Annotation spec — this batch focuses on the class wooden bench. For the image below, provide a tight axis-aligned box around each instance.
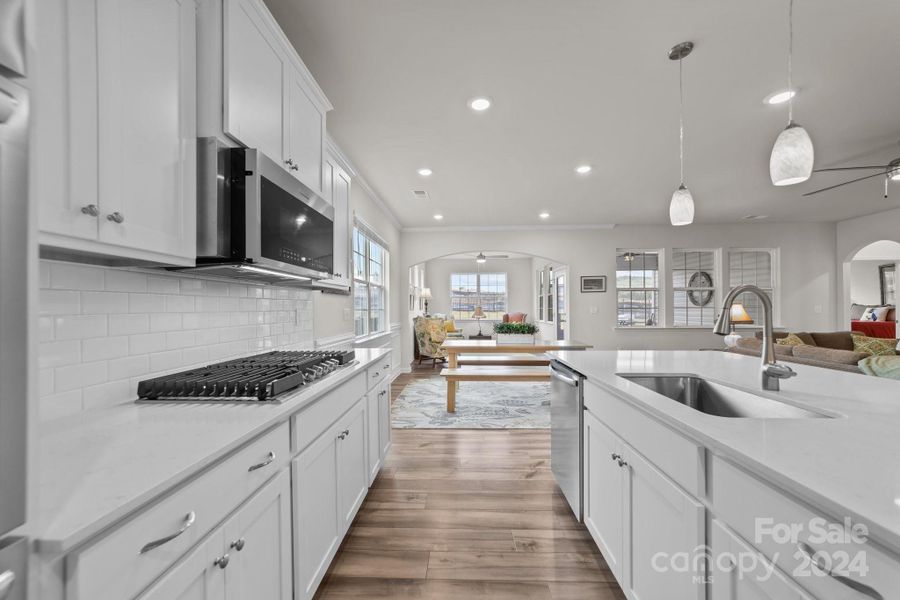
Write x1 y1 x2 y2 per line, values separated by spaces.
456 353 551 367
439 366 550 412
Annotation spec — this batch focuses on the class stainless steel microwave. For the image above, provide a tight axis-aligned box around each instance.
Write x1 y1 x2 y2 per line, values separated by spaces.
191 138 334 284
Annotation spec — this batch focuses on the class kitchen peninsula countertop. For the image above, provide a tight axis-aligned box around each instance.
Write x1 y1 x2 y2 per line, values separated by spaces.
550 350 900 555
33 347 391 554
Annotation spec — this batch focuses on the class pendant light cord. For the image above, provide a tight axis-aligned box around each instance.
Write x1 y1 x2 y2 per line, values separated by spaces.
787 0 794 124
679 55 684 185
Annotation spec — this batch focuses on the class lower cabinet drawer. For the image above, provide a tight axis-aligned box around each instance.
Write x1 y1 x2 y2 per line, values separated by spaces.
584 380 705 497
293 372 366 453
367 357 391 388
711 455 900 600
66 422 290 600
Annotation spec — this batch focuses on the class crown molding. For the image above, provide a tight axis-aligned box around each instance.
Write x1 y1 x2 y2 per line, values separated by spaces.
401 224 618 233
324 134 357 177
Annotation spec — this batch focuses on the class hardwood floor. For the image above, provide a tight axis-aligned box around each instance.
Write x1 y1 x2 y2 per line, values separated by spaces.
314 367 626 599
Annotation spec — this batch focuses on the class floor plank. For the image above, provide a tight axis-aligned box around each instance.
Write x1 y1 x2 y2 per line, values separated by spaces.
313 370 627 600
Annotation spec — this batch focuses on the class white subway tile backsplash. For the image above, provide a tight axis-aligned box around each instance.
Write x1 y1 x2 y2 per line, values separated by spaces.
109 314 150 336
55 360 108 392
38 259 316 420
81 291 130 314
54 315 108 340
83 336 130 362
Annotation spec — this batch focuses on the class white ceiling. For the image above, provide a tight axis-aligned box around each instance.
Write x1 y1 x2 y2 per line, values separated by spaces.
265 0 900 228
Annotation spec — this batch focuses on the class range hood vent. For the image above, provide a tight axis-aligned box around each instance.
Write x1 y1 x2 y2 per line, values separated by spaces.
170 262 351 294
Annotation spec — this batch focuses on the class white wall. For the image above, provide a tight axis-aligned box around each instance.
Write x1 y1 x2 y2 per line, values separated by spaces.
423 257 533 316
399 222 838 366
850 260 885 305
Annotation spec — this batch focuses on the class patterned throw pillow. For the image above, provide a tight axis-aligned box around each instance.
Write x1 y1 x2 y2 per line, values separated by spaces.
861 306 891 321
852 335 898 356
776 333 808 347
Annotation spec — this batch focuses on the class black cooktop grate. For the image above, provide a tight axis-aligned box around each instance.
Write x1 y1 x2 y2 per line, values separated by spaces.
137 350 355 402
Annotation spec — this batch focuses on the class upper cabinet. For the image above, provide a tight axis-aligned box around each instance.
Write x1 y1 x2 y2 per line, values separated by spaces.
35 0 198 266
222 0 329 195
315 144 351 291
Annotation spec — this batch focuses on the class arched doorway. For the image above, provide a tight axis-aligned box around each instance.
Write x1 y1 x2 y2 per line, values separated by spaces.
842 240 900 334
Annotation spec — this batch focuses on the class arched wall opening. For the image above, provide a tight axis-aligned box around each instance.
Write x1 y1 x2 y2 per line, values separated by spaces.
841 240 900 329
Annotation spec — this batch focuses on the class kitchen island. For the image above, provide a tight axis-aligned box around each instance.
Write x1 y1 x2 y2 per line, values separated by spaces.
550 349 900 600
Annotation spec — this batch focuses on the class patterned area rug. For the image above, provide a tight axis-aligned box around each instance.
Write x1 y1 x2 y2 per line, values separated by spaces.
392 378 550 429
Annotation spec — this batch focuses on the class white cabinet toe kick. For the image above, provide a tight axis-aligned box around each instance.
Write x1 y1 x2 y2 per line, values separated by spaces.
580 379 898 600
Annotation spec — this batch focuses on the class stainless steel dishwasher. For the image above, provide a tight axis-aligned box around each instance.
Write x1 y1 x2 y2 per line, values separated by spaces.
550 360 585 521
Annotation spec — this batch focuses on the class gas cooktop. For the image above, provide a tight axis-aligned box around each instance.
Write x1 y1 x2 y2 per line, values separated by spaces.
136 349 356 402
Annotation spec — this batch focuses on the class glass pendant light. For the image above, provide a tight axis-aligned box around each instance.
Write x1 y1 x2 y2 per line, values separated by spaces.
669 42 695 226
770 0 814 186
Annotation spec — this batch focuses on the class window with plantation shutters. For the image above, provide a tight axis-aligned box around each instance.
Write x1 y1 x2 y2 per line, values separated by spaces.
728 249 777 324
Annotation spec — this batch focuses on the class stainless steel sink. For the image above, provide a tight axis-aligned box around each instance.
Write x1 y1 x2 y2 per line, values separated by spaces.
618 374 830 419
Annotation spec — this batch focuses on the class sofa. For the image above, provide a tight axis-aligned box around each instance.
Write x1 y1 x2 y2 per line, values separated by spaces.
726 331 870 374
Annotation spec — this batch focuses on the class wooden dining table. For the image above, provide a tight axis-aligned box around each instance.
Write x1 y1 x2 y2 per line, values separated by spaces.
441 338 593 367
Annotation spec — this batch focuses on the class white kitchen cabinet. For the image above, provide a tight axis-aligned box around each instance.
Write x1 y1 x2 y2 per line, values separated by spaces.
222 0 330 193
583 410 625 583
37 0 198 266
137 529 226 600
222 469 292 600
623 443 705 600
292 422 340 600
378 381 392 463
224 0 286 164
139 470 291 600
315 147 351 290
337 401 368 530
366 387 384 485
710 519 814 600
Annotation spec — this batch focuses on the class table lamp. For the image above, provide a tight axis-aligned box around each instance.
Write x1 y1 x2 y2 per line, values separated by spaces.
472 305 486 336
421 288 432 315
723 303 753 348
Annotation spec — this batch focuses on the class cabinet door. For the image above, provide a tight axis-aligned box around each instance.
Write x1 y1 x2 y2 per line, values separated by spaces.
337 400 368 530
95 0 197 261
292 426 340 600
710 519 814 600
224 0 286 164
224 469 292 600
624 445 705 600
583 411 625 583
288 69 324 192
378 381 391 459
331 167 351 285
366 390 382 485
138 529 226 600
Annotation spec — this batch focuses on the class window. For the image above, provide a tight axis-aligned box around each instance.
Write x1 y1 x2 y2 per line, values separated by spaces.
672 250 717 327
353 226 388 336
728 249 776 324
536 269 544 321
616 251 659 327
450 272 507 320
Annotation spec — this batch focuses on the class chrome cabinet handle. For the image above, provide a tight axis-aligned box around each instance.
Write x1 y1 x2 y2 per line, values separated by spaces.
106 212 125 224
610 453 621 462
285 159 299 171
230 538 245 551
338 429 350 440
139 511 196 554
81 204 99 217
0 570 15 600
617 458 627 467
797 542 883 599
383 363 390 369
378 390 387 397
248 451 275 472
213 554 230 569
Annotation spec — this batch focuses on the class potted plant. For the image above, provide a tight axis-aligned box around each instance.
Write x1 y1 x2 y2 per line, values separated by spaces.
494 321 538 344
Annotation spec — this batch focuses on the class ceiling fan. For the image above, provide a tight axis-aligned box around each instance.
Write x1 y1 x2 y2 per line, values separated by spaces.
803 158 900 198
473 252 510 262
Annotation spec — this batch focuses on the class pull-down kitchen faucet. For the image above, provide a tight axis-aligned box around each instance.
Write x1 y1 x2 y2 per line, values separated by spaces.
714 284 796 391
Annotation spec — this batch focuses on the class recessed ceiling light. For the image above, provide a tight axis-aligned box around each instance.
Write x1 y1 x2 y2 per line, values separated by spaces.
469 97 491 111
539 212 550 219
575 165 592 174
417 168 433 177
433 214 444 220
741 214 769 221
764 90 796 105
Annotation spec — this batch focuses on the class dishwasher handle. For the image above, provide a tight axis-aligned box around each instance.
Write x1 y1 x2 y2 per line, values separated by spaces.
550 366 579 387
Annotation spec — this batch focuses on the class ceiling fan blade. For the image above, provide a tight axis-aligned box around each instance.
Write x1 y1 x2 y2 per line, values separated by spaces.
802 172 888 197
813 165 888 172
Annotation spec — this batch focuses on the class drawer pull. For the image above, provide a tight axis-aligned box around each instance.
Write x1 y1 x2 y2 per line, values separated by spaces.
230 538 245 551
248 451 275 472
106 211 125 224
378 390 387 397
0 570 15 600
610 453 621 462
373 371 380 377
797 542 884 600
80 204 99 217
617 458 628 468
139 511 196 554
338 429 350 440
213 554 230 569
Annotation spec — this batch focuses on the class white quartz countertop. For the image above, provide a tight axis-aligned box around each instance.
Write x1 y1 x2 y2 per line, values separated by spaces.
550 350 900 555
33 347 391 554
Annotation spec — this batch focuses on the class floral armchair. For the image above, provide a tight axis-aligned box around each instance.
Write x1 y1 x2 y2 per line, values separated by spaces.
414 316 448 367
